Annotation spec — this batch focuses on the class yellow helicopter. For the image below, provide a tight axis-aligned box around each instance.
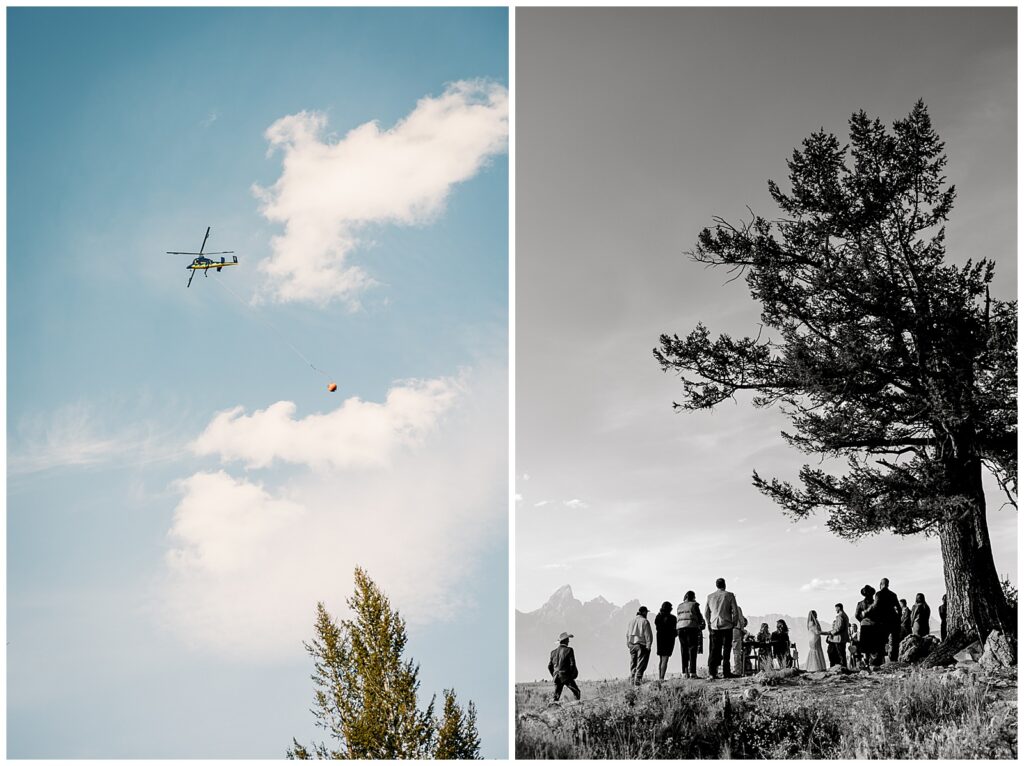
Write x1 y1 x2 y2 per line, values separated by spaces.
167 226 238 287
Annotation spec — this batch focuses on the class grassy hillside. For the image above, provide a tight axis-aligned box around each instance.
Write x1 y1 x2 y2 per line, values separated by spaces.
516 665 1017 759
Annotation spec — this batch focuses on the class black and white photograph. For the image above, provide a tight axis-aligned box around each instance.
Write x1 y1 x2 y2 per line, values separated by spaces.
515 7 1017 759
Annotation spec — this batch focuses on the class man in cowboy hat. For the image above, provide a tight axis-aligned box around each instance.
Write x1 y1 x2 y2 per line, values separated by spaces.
548 631 581 701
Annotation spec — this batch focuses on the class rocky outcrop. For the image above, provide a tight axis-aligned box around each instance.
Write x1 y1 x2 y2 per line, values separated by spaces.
898 634 940 663
979 631 1017 670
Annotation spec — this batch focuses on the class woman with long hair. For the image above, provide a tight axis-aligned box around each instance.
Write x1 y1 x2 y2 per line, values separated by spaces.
675 590 704 679
770 619 791 668
756 622 772 671
805 610 827 671
911 593 931 637
654 601 677 680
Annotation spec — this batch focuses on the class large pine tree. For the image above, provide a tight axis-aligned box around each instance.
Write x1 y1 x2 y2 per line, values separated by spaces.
655 102 1016 647
288 568 481 759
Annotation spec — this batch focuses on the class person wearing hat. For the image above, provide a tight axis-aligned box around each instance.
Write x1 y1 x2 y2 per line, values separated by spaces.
548 631 581 701
626 606 654 685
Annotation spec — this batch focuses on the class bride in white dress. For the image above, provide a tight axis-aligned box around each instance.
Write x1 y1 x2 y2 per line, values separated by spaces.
806 610 828 672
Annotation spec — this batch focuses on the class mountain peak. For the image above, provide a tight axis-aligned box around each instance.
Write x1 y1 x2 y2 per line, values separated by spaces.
546 584 575 604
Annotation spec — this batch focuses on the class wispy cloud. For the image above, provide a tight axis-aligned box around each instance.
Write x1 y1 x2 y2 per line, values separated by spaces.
253 80 508 306
200 111 218 128
10 404 185 475
800 578 844 593
563 498 589 509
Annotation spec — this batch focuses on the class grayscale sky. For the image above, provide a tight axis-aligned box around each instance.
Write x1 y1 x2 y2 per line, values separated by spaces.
516 7 1017 618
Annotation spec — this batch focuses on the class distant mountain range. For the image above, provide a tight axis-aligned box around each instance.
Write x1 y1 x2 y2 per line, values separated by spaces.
516 585 810 682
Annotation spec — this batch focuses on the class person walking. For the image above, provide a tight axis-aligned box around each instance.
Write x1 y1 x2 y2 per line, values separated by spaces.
548 632 581 701
911 593 931 637
675 591 704 679
875 578 901 662
626 606 653 685
704 578 740 679
827 603 850 668
805 610 827 671
654 601 677 680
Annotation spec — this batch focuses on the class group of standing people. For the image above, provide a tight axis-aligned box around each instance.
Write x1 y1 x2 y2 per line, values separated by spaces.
851 579 942 667
547 576 949 699
627 578 748 684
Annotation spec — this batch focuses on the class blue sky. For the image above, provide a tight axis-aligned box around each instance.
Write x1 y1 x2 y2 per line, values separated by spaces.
8 7 508 757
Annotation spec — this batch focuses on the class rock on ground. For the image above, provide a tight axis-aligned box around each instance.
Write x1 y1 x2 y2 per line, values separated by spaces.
980 631 1017 670
898 634 939 663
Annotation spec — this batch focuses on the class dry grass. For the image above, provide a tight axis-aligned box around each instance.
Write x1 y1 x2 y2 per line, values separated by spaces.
516 669 1017 759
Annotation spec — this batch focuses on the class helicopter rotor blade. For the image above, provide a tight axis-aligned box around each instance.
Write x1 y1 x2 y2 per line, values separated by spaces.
203 251 234 255
199 226 211 255
187 269 195 288
167 251 203 255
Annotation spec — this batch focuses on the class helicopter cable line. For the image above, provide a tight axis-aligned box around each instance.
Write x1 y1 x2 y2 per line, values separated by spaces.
211 276 338 388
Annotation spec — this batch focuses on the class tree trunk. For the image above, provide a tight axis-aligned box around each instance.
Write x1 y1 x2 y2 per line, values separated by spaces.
936 454 1011 642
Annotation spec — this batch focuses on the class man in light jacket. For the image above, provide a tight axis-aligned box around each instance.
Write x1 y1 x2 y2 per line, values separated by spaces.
704 578 740 679
828 603 850 668
626 606 654 685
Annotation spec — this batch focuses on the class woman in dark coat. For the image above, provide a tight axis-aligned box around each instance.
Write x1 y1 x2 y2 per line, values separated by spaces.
770 619 792 668
654 601 677 680
911 593 931 637
675 591 704 679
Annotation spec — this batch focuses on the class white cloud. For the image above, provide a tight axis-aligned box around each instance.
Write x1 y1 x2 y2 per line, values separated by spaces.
515 493 523 503
158 361 506 660
253 80 509 305
800 578 844 593
563 498 589 509
534 500 551 507
192 376 461 471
